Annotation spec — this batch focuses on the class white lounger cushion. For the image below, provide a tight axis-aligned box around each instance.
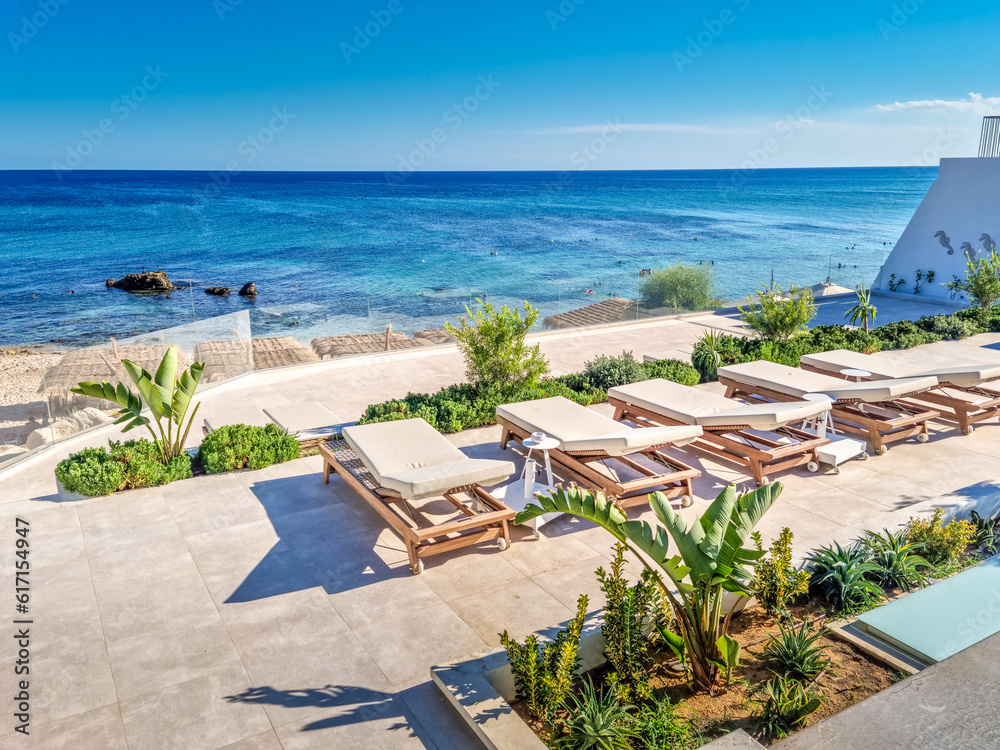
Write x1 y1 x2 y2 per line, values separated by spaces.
609 379 830 431
497 396 701 457
801 349 1000 389
342 418 513 501
719 361 938 403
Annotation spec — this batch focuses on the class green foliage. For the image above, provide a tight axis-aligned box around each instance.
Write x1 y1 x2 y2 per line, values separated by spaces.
750 528 810 619
444 299 549 398
597 543 655 703
858 529 929 592
738 283 817 342
516 482 781 693
197 423 300 475
943 248 1000 314
642 358 701 386
916 313 978 340
969 510 999 556
585 351 648 391
763 621 831 681
500 594 589 721
556 678 637 750
629 694 692 750
55 439 192 497
886 274 905 293
638 263 722 312
691 329 742 382
845 283 877 332
808 542 885 613
903 508 975 568
751 674 822 742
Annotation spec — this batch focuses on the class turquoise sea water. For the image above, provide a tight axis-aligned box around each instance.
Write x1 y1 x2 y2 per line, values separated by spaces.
0 168 937 347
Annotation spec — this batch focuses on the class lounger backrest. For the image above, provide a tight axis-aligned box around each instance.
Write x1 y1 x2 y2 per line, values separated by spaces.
799 349 916 380
343 418 468 479
719 361 937 402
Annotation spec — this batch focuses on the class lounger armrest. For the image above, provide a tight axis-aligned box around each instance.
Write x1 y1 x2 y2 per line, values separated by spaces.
380 459 514 501
820 375 939 402
562 425 702 457
696 400 831 430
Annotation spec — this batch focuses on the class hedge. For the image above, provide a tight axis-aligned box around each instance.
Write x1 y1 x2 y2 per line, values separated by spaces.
55 439 192 497
197 423 300 474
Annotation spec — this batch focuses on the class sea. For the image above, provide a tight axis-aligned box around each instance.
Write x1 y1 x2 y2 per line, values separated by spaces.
0 168 937 348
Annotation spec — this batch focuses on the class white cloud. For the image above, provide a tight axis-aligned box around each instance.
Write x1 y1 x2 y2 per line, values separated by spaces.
523 122 751 135
875 92 1000 114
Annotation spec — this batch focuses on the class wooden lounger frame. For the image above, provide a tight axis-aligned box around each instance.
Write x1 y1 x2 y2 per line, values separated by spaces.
798 362 1000 435
497 416 700 508
319 441 513 575
609 397 829 486
717 376 939 455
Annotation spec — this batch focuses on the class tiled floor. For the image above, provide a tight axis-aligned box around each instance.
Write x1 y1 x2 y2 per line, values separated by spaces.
1 312 999 748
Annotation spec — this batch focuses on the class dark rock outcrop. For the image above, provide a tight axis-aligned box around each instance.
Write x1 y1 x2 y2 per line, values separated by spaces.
105 279 115 288
111 272 174 292
238 282 258 297
205 287 231 296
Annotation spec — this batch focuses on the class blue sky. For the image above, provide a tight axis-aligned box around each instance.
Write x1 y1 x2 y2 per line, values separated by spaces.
2 0 999 171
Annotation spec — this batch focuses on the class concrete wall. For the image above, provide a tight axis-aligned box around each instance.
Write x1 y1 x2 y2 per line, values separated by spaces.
874 157 1000 301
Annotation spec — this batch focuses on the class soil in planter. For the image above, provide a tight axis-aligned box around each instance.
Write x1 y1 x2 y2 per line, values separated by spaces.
513 599 899 748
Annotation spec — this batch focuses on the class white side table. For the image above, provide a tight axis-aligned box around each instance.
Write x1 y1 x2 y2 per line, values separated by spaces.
522 433 560 487
840 368 872 383
801 392 868 473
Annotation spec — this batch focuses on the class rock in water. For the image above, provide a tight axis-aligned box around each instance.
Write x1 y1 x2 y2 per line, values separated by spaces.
239 282 258 297
105 279 115 288
111 271 174 292
205 287 231 296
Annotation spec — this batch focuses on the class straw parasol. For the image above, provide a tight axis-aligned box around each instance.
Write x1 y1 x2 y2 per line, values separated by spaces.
311 325 428 360
193 339 253 383
412 328 457 345
542 298 636 330
251 337 320 370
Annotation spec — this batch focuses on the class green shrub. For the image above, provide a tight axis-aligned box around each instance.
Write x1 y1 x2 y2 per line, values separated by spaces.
750 528 810 619
643 358 701 386
942 248 1000 314
807 542 884 613
843 329 881 354
738 283 817 342
763 621 832 681
858 529 929 592
556 677 636 750
629 695 692 749
639 263 722 312
445 299 548 398
584 351 648 391
597 543 655 703
56 439 192 497
751 674 822 742
500 594 589 722
805 324 850 351
916 313 978 340
197 423 300 475
969 510 1000 556
903 508 975 568
691 330 743 381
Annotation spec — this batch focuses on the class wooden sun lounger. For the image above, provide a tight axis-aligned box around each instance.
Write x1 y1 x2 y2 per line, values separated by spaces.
319 419 514 574
496 396 702 508
800 349 1000 435
608 379 832 486
718 361 940 455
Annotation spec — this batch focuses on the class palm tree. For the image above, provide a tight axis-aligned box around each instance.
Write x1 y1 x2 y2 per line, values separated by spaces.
845 283 877 332
516 483 780 693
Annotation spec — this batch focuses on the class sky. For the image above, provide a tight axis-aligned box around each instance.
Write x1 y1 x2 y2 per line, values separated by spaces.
2 0 999 172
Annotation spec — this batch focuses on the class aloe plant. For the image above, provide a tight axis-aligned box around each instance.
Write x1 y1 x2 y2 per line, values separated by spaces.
517 482 780 693
71 345 205 463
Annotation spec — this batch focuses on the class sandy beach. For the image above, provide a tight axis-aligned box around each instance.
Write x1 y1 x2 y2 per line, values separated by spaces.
0 348 63 447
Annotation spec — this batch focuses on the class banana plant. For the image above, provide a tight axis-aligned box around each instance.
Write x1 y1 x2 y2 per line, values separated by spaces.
71 345 205 463
516 482 780 693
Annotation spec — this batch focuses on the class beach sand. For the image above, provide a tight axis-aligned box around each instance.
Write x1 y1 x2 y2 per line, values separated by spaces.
0 348 63 444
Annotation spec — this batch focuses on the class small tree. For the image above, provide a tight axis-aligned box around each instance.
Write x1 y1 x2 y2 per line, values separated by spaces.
844 283 877 332
943 249 1000 315
738 283 816 342
444 299 549 397
639 264 722 312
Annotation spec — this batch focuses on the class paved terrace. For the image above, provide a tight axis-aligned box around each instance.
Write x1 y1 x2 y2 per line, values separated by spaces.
1 295 998 749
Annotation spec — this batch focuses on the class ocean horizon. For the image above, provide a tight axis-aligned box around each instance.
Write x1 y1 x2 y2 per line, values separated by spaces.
0 166 938 348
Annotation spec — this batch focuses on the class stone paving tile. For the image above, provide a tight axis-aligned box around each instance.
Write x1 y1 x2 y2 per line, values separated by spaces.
326 569 444 630
0 703 127 750
449 577 575 647
119 666 271 750
782 486 898 528
217 731 284 750
418 546 526 602
161 471 269 537
397 680 483 750
272 697 430 750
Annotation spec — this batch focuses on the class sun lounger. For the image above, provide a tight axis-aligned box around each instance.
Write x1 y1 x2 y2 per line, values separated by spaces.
319 418 515 574
717 361 940 455
800 349 1000 434
608 379 832 486
495 396 702 508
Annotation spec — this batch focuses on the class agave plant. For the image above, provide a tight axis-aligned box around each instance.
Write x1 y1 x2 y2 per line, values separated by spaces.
556 677 637 750
845 283 877 332
751 674 822 742
859 529 929 592
969 510 999 556
71 345 205 463
517 482 781 693
808 542 885 612
763 621 832 681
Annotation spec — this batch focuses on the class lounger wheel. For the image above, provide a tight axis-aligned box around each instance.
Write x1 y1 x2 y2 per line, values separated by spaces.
916 432 929 443
679 494 693 507
497 537 508 551
860 452 870 461
411 560 424 575
877 445 888 455
831 466 841 475
806 461 820 473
